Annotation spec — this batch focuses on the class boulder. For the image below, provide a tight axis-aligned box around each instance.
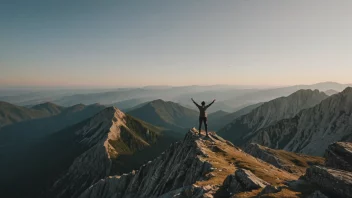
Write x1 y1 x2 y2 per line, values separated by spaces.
223 168 269 195
325 142 352 172
306 190 328 198
304 166 352 198
258 185 282 196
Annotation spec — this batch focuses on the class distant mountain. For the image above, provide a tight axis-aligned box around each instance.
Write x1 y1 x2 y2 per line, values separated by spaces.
109 97 155 111
127 99 199 132
210 102 264 131
218 89 329 146
324 89 339 96
0 103 105 144
0 101 53 127
30 102 65 114
246 87 352 156
208 110 229 118
1 107 179 198
223 82 351 109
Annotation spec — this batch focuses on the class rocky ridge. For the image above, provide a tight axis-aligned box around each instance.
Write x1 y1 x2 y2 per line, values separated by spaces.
45 107 173 198
218 89 328 146
245 87 352 156
79 129 304 198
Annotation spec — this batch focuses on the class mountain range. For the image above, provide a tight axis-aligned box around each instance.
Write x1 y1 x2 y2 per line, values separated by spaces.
0 102 106 144
1 107 180 198
1 83 352 198
218 89 329 147
247 87 352 156
2 82 351 113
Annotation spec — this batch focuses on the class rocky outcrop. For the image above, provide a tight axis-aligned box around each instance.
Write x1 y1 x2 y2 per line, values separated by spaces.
325 142 352 172
244 143 324 175
79 131 213 198
79 129 300 198
259 185 282 196
304 166 352 198
246 87 352 156
218 89 328 146
307 191 328 198
244 144 285 170
222 169 269 196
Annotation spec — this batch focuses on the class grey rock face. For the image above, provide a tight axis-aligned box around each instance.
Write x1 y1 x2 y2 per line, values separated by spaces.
244 143 285 170
259 185 282 196
304 166 352 198
307 191 328 198
219 89 327 146
222 169 268 195
160 185 216 198
79 131 213 198
325 142 352 172
248 87 352 156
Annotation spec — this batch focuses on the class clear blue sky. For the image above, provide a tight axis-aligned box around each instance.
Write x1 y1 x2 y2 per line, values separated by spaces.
1 0 352 88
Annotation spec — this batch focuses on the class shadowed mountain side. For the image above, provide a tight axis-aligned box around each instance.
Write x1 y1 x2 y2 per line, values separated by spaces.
127 99 199 132
0 103 106 144
0 101 55 127
0 107 180 198
218 89 328 146
245 87 352 156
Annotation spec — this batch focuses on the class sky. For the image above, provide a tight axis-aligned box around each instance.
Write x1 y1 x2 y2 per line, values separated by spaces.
1 0 352 88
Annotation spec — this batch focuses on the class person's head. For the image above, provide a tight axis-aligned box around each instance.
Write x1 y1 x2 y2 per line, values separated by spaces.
201 101 206 106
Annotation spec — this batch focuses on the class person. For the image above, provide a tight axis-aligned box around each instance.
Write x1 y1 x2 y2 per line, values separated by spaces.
191 98 216 137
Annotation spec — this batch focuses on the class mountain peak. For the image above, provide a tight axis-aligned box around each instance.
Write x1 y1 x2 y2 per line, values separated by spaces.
341 86 352 94
79 129 300 198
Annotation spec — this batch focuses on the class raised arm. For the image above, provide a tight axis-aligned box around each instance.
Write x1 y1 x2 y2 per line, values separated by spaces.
206 99 216 108
191 98 201 108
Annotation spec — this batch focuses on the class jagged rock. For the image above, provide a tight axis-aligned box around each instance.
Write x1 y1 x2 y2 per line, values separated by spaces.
244 143 324 175
245 143 284 170
307 190 328 198
222 169 269 195
218 89 328 146
79 131 213 198
304 166 352 198
325 142 352 172
258 185 282 195
243 87 352 156
159 184 216 198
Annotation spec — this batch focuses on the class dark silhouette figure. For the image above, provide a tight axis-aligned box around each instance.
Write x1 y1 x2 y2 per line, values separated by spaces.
191 98 216 137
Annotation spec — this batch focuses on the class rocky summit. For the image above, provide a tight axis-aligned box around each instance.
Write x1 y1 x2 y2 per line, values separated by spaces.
79 129 323 198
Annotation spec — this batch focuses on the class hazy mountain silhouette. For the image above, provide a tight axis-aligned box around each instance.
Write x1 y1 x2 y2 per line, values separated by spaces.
0 101 57 127
210 102 264 131
0 102 106 144
127 99 199 132
324 89 339 96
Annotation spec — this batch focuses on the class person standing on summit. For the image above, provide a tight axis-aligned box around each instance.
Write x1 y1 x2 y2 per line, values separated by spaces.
191 98 216 137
